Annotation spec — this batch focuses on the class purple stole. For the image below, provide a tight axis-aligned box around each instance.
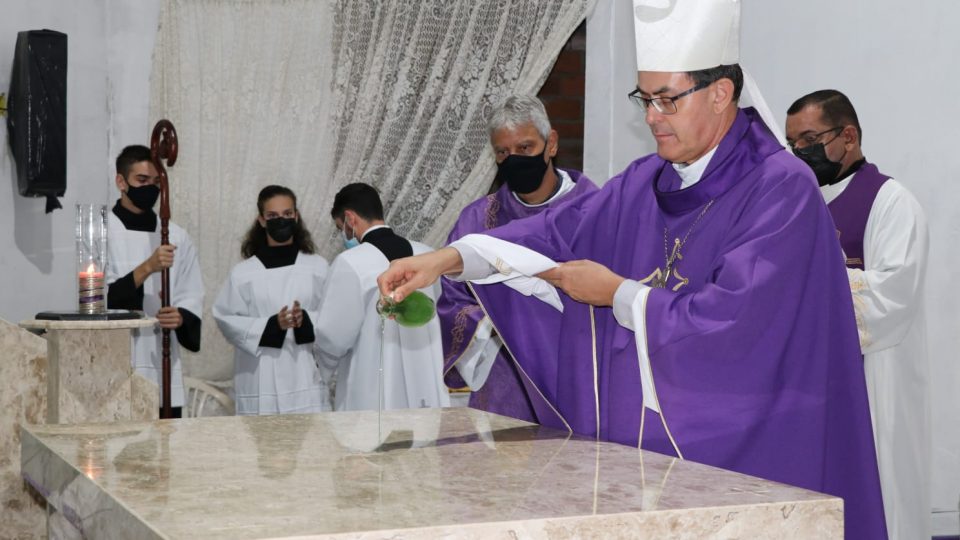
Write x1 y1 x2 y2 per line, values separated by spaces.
827 162 890 270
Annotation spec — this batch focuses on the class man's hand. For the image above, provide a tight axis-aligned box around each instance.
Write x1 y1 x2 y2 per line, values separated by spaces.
377 247 463 303
147 244 176 273
134 244 176 287
537 260 625 307
156 305 183 329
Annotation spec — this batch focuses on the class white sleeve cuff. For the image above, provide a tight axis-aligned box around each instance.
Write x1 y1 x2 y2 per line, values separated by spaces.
614 279 659 413
613 279 645 331
449 243 495 281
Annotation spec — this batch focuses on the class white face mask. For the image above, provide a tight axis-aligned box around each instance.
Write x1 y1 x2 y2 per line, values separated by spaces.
341 220 360 249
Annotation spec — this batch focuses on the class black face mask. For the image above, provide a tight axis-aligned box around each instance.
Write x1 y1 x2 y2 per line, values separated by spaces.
794 143 844 187
496 150 550 194
265 217 297 243
125 183 160 211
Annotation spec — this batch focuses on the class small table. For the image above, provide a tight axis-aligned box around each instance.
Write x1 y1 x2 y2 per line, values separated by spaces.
19 318 159 424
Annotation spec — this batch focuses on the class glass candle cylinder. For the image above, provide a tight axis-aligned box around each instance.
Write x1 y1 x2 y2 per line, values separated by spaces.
76 204 108 314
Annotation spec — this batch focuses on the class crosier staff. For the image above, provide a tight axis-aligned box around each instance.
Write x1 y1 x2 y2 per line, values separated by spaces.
150 120 178 419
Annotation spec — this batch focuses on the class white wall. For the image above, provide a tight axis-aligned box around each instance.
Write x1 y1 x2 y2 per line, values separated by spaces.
584 0 655 182
585 0 960 534
741 4 960 532
0 0 159 325
104 0 162 165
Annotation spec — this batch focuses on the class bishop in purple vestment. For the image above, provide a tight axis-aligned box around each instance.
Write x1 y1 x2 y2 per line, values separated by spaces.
439 95 597 424
379 73 887 538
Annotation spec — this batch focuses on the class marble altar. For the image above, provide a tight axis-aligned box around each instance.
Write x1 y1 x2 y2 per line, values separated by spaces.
0 318 48 537
21 407 842 539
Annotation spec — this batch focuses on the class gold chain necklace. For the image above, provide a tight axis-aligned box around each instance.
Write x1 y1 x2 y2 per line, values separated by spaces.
651 199 715 289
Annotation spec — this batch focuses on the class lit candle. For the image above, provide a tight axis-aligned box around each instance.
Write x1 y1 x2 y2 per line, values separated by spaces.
78 262 104 279
78 262 106 314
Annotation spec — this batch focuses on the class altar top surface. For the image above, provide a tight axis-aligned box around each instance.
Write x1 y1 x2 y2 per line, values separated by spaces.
20 317 156 331
21 407 840 539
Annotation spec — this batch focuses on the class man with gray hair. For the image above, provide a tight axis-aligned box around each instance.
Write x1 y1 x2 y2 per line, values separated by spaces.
437 94 596 423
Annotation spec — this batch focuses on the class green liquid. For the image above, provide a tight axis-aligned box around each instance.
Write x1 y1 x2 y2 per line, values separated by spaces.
378 291 435 327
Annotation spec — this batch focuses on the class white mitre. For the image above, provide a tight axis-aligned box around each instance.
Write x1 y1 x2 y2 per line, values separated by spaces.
633 0 740 72
631 0 787 146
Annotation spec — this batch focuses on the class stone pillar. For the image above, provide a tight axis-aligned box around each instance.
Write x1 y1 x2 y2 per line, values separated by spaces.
19 319 159 424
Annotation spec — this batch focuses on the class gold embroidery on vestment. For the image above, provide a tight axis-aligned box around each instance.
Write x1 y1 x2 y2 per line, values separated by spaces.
484 194 500 230
444 304 483 367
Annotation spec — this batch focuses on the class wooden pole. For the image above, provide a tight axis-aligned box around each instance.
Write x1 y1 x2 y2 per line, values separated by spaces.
150 120 178 419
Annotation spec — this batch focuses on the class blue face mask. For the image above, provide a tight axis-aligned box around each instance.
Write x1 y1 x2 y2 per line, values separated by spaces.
341 221 360 249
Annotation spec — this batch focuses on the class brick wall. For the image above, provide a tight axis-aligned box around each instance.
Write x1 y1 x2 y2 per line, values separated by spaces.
538 22 586 172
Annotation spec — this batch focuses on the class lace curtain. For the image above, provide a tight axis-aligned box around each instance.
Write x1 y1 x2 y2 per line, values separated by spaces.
326 0 595 248
151 0 594 382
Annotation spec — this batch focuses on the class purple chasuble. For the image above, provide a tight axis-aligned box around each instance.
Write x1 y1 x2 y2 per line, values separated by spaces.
438 170 597 423
467 109 886 540
827 162 890 270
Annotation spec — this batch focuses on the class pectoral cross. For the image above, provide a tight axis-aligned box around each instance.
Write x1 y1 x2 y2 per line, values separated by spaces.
651 238 683 289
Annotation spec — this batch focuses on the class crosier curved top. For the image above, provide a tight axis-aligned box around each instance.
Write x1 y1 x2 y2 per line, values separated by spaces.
150 119 178 222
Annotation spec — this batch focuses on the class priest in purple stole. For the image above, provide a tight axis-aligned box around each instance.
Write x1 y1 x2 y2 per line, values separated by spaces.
379 2 886 538
787 90 930 540
439 95 596 424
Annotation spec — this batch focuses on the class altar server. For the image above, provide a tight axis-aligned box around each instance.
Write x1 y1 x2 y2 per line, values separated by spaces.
314 183 449 411
214 185 330 415
107 145 204 418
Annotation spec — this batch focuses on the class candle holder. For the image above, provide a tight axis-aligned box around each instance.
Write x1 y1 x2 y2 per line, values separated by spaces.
76 204 107 314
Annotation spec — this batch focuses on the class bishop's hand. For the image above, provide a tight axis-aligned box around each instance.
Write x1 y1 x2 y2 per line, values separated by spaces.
537 260 625 307
377 247 463 303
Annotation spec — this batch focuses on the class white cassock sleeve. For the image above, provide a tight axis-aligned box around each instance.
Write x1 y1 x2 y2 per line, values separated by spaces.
171 232 205 317
302 261 328 327
849 181 929 354
212 270 269 357
313 257 366 365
